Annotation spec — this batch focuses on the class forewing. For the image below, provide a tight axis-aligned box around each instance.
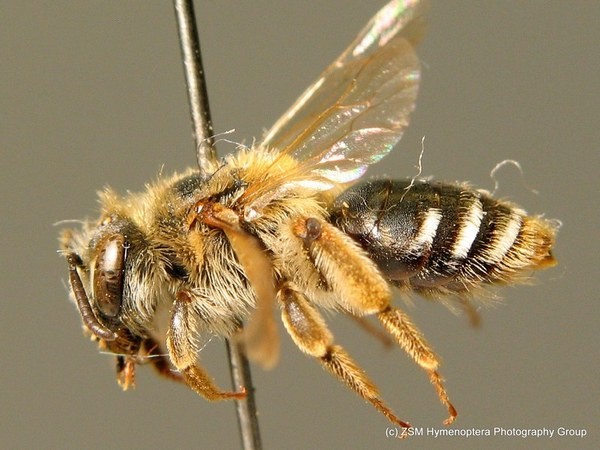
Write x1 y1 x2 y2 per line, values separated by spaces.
243 0 426 207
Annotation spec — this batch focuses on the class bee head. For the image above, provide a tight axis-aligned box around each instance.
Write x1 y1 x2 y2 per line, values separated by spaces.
62 217 141 347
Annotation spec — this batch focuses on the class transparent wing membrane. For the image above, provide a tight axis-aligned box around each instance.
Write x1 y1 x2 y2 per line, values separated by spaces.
242 0 426 208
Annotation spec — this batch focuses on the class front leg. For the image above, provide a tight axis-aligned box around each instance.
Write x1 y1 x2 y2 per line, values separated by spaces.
166 290 246 400
141 337 185 384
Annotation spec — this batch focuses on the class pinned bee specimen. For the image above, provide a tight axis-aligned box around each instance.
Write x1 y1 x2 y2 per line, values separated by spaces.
60 0 557 430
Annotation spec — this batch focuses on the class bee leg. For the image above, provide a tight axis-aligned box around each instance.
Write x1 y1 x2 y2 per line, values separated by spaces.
294 217 456 424
167 290 246 400
293 217 391 315
141 338 185 384
116 355 137 390
97 332 142 390
192 201 279 369
377 306 457 424
278 281 411 429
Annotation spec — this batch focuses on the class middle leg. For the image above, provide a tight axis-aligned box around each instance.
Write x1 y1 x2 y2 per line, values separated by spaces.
278 281 411 429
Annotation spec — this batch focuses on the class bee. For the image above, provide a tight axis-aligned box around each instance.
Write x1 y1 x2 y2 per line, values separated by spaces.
59 0 557 430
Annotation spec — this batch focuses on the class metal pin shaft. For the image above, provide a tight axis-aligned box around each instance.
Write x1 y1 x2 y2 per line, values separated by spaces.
173 1 262 448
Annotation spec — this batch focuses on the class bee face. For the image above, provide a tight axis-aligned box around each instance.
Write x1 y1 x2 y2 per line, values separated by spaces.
60 0 556 430
92 234 126 319
63 216 148 353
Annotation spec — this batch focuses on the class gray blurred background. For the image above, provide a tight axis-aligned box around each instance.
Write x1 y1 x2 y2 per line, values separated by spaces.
2 1 598 449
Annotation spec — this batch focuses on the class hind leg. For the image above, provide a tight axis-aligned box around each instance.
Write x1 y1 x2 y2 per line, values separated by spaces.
294 217 456 424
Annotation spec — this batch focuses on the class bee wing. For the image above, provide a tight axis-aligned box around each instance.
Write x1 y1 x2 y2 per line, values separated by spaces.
242 0 426 209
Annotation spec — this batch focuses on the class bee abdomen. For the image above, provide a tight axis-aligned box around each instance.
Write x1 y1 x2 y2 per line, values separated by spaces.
330 179 557 296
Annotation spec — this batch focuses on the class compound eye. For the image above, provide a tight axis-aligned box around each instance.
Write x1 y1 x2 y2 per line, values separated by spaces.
93 235 126 317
